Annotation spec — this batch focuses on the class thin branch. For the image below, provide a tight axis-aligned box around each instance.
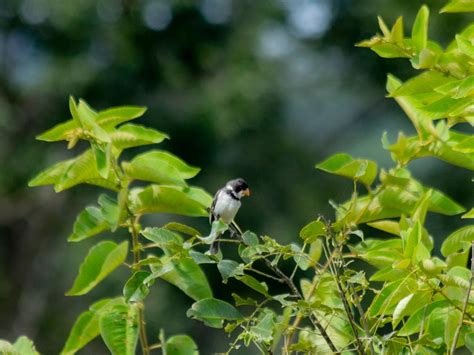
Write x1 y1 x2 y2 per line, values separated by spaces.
346 279 374 355
148 343 162 350
247 267 286 283
127 210 150 355
324 218 373 355
328 245 364 355
286 240 339 349
450 241 474 355
231 221 339 353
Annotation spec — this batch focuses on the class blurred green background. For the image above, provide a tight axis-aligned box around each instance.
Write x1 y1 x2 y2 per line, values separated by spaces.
0 0 472 353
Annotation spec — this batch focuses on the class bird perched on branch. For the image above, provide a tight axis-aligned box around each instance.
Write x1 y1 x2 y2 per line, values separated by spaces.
209 178 250 254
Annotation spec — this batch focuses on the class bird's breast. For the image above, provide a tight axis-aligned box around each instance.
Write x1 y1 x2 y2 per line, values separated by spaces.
213 192 241 224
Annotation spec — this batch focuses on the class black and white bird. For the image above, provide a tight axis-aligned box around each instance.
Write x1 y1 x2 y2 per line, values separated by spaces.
209 178 250 254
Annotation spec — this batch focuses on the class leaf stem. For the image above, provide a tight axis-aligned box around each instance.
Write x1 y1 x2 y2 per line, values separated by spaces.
449 241 474 355
128 212 150 355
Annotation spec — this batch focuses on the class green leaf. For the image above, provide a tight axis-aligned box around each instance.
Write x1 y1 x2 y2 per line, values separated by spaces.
242 231 259 246
398 300 449 336
392 291 431 328
421 96 472 119
56 149 120 192
169 185 213 208
71 98 110 143
412 5 429 52
66 241 128 296
124 271 151 303
445 308 462 350
343 183 464 225
129 185 208 217
352 239 403 269
370 267 409 282
141 227 183 255
100 303 139 355
424 306 450 341
91 142 110 179
391 70 455 97
111 124 168 150
392 294 414 328
123 150 199 186
377 16 391 37
371 43 410 58
217 260 244 282
12 336 38 355
0 340 16 354
441 225 474 256
316 153 377 187
453 75 474 98
28 159 74 187
186 298 243 328
189 250 216 265
36 119 79 142
232 293 258 306
308 239 323 266
143 151 200 179
98 194 121 231
164 222 201 237
367 220 400 236
390 16 404 44
198 219 228 245
250 312 275 343
412 189 432 226
466 332 474 353
410 47 439 69
441 0 474 13
68 206 107 242
402 221 421 259
446 249 469 270
456 34 474 57
369 277 417 317
462 208 474 219
150 256 213 301
235 275 270 297
165 335 199 355
454 136 474 153
272 308 292 352
61 299 112 355
300 220 325 243
97 106 147 130
291 243 312 271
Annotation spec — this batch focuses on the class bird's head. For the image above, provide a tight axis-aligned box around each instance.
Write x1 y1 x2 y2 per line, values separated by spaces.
226 178 250 199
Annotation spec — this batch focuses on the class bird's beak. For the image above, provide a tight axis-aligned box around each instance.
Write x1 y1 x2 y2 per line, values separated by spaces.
243 188 251 196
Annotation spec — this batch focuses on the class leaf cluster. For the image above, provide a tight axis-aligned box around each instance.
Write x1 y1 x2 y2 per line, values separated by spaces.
2 2 473 354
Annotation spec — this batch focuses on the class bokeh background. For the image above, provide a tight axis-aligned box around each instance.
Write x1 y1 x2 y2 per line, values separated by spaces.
0 0 472 353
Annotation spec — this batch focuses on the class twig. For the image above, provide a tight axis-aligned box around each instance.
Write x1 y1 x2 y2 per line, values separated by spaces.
286 240 339 349
326 243 364 355
262 252 338 353
324 218 373 355
231 221 339 353
148 343 162 350
450 241 474 355
247 267 286 283
347 279 374 355
128 211 150 355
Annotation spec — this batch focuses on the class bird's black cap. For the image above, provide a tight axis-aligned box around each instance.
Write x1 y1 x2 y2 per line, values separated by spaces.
227 178 250 194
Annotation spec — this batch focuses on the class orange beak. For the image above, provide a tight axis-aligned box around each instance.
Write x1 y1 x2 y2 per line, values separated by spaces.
243 188 251 196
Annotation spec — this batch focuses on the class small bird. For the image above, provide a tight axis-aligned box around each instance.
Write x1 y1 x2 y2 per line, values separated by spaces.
209 178 251 254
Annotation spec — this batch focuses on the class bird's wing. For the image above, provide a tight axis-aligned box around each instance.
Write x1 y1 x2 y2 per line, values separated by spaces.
209 188 222 224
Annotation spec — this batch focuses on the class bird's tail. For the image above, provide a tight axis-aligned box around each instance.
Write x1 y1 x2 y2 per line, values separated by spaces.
209 240 219 255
